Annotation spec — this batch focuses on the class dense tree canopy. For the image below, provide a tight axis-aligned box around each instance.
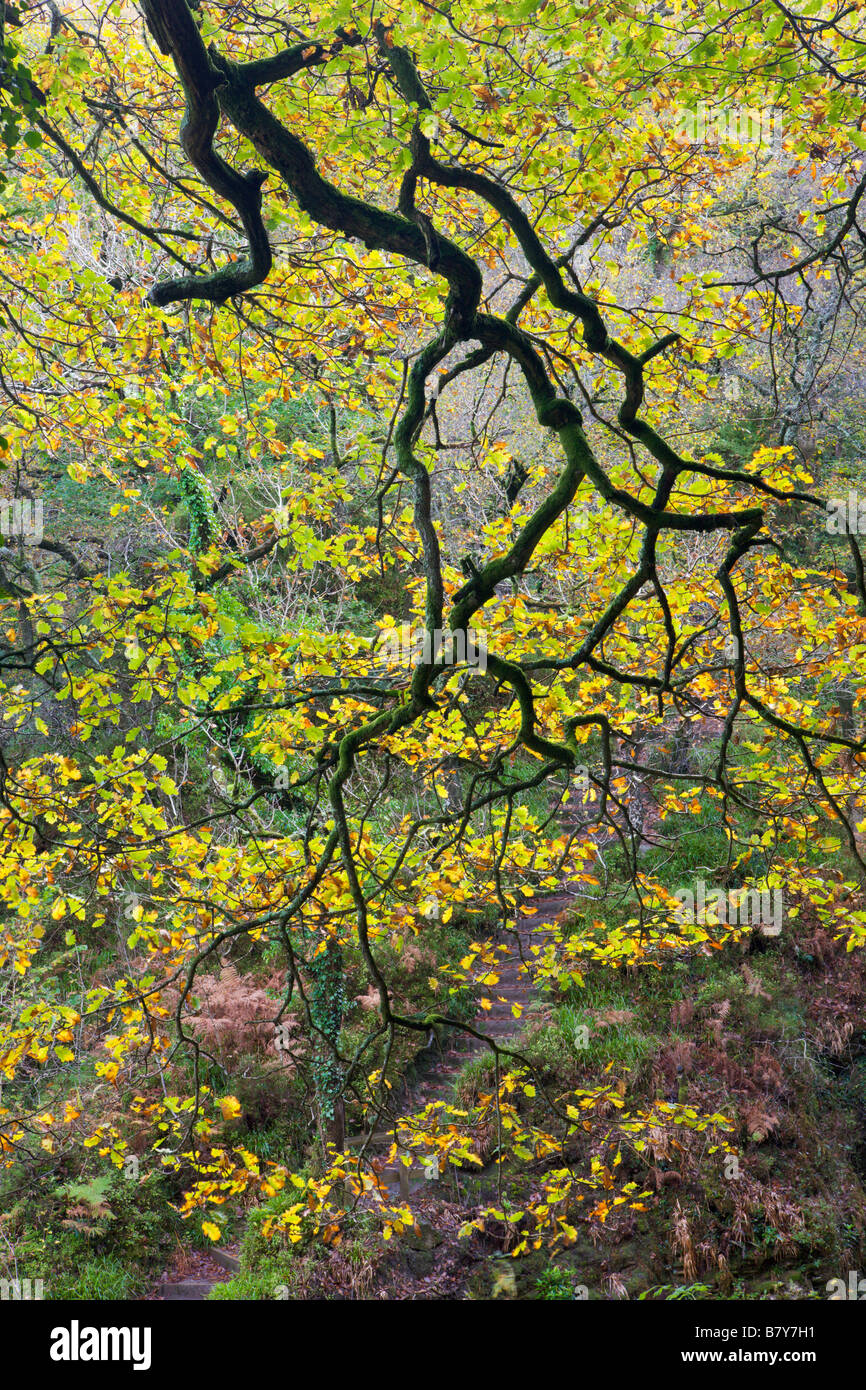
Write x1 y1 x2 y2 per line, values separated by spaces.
3 0 866 1282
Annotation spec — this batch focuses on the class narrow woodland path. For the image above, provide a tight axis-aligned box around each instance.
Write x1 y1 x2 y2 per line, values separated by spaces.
148 714 723 1298
361 894 567 1203
148 892 567 1300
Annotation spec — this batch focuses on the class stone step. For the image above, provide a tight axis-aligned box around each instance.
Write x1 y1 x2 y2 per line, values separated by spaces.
211 1248 240 1273
162 1279 215 1301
